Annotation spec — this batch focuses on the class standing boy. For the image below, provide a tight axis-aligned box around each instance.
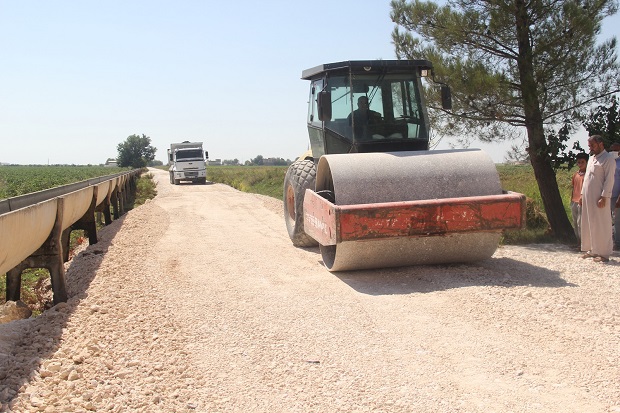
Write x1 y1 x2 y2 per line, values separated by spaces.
571 153 589 241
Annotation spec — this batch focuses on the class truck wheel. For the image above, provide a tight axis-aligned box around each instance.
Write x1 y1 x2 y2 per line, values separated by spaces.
174 179 181 185
283 159 318 247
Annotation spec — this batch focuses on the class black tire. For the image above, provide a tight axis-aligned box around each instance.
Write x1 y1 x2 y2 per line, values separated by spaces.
174 179 181 185
283 159 318 247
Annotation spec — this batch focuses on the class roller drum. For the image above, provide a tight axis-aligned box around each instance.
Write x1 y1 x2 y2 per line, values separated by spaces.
315 149 503 271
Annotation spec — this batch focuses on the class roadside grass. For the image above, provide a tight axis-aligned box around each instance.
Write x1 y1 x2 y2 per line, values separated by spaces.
132 172 157 207
208 166 287 199
0 268 51 315
497 164 575 244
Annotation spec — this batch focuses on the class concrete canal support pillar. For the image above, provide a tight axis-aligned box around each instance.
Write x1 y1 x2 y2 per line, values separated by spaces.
5 198 68 305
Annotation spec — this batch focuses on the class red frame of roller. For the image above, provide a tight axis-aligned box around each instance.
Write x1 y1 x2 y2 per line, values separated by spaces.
303 189 526 246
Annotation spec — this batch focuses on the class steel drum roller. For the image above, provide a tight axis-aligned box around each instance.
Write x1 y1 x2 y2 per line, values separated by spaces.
314 149 504 271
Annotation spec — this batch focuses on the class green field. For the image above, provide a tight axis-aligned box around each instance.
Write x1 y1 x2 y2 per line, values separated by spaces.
0 165 130 200
207 165 287 199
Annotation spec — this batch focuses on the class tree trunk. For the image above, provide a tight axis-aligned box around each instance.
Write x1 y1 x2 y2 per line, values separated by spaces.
515 0 577 243
528 140 577 243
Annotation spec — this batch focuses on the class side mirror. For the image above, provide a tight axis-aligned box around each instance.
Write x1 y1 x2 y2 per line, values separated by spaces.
441 85 452 110
205 151 209 160
317 90 332 121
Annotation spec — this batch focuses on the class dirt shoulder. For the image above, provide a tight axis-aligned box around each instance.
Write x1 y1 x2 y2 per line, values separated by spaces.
1 167 619 412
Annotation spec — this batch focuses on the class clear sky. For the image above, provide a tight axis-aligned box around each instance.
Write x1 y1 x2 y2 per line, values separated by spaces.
1 1 618 165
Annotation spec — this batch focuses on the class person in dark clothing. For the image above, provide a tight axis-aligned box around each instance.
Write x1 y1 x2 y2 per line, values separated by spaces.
347 96 382 140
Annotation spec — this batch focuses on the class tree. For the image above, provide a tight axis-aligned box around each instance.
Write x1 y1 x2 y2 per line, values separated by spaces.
583 95 620 147
391 0 620 242
117 134 157 168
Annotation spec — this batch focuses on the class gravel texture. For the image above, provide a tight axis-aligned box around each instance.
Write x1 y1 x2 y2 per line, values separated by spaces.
1 167 619 413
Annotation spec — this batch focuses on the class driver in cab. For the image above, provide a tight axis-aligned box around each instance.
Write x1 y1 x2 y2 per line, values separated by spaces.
347 96 382 140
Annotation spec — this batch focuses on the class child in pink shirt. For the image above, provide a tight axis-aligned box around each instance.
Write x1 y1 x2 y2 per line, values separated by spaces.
571 153 589 240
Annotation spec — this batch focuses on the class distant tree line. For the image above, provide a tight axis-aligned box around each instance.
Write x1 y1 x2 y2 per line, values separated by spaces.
220 155 293 166
116 134 294 168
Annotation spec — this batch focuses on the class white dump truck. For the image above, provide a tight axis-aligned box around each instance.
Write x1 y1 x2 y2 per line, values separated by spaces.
167 141 209 185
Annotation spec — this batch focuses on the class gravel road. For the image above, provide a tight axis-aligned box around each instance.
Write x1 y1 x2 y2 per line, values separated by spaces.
1 166 619 413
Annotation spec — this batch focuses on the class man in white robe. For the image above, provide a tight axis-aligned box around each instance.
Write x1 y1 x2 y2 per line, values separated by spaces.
580 135 616 262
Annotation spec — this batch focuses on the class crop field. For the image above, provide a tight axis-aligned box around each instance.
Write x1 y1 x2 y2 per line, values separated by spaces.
207 165 288 199
0 165 129 200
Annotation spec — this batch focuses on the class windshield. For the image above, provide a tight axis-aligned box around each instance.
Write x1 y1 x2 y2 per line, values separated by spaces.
176 149 204 160
325 74 427 143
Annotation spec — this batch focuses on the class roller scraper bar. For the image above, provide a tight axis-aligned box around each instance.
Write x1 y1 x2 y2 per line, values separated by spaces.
303 189 526 245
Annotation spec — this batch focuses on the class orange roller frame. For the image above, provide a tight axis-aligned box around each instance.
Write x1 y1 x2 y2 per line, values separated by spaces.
303 189 526 246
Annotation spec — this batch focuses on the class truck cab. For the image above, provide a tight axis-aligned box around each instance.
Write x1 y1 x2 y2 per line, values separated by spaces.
168 141 208 185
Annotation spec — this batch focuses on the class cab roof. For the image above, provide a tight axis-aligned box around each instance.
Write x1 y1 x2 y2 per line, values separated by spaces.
301 60 433 80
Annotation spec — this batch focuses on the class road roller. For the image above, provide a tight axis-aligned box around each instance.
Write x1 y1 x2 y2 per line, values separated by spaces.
283 60 525 271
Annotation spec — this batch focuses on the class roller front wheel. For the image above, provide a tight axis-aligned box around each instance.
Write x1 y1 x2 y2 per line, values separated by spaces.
283 159 318 247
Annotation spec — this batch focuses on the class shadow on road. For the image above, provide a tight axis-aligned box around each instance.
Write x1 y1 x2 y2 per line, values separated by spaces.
329 254 575 296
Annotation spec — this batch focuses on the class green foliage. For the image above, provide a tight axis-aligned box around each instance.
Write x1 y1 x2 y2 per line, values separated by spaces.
390 0 620 135
133 173 157 207
546 122 586 171
0 165 126 200
117 134 157 168
502 227 558 245
390 0 619 241
208 165 287 199
246 155 291 166
583 95 620 147
0 268 51 315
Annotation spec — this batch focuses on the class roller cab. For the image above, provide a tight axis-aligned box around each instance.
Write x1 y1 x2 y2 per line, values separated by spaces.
283 60 525 271
302 60 443 157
